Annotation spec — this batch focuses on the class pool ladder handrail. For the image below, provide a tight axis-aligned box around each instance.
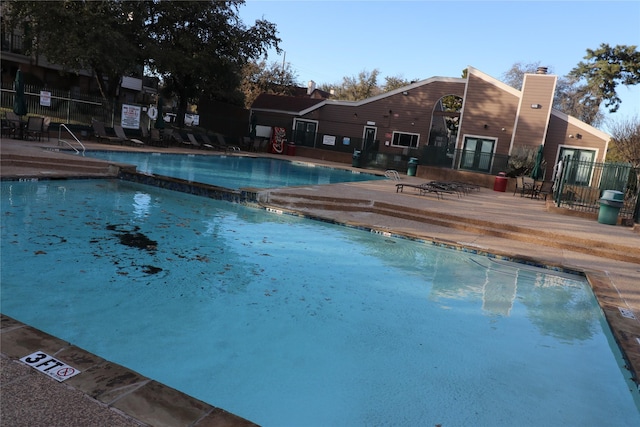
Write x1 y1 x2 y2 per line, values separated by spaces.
57 124 86 156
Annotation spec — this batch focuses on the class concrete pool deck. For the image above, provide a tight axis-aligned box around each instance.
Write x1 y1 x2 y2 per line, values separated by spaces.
1 137 639 425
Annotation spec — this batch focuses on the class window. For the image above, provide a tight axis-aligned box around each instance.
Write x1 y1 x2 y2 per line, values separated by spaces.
460 137 495 172
391 131 420 148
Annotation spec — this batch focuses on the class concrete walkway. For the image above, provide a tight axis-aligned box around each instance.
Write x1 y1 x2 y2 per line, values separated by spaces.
1 136 639 425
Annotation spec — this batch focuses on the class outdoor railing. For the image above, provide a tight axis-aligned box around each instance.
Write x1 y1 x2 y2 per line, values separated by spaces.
1 83 110 125
554 158 638 220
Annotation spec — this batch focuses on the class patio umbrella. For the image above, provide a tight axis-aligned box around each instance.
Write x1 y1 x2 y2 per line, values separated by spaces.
154 97 165 130
250 113 257 139
531 144 544 181
13 69 27 117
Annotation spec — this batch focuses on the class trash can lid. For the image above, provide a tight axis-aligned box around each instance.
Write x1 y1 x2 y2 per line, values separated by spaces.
599 199 624 207
601 190 624 202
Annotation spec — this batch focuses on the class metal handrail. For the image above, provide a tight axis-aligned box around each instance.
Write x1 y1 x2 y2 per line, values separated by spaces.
57 124 86 156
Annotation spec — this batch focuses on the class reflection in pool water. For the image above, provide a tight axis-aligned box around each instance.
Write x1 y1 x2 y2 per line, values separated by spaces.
1 179 639 426
84 151 384 189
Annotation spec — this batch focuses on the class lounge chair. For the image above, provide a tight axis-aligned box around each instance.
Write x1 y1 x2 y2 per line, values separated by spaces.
200 134 221 150
25 116 44 141
429 181 466 198
114 124 144 146
92 120 123 144
187 133 213 150
396 182 455 199
149 128 166 147
170 131 194 148
214 133 240 152
5 111 22 138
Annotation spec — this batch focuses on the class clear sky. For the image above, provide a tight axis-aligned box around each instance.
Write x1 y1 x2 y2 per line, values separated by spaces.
239 0 640 129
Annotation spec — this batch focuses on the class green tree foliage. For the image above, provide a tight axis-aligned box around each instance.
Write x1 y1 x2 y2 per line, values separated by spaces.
4 0 280 127
382 75 414 92
569 44 640 113
553 77 604 127
240 59 299 108
329 69 381 101
144 1 280 126
321 71 421 101
4 1 145 99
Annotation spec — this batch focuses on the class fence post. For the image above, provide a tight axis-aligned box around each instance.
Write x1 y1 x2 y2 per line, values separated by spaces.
66 90 71 124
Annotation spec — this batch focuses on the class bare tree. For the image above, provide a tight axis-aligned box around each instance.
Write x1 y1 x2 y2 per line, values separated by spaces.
502 61 605 126
241 60 299 108
607 115 640 197
501 61 545 90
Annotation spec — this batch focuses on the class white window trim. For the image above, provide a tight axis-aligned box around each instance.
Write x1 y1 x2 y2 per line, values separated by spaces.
292 118 319 131
458 135 498 172
391 131 420 148
362 126 377 141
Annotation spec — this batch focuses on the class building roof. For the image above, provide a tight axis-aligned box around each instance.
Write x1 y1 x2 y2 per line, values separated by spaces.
251 93 326 114
249 67 612 142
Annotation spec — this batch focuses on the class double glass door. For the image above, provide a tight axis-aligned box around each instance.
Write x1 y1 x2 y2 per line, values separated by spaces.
460 137 494 172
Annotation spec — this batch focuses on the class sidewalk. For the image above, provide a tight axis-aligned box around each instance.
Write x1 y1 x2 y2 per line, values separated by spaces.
1 137 639 425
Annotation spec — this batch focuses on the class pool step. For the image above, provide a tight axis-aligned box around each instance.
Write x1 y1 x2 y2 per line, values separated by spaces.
264 193 640 265
0 153 123 177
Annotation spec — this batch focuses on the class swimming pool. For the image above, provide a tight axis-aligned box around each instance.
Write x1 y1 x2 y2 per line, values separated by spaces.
84 151 384 189
1 179 639 426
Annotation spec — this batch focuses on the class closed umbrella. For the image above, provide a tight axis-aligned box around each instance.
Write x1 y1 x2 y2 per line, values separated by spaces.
531 144 544 181
250 113 257 139
13 69 27 117
13 69 28 139
154 97 165 130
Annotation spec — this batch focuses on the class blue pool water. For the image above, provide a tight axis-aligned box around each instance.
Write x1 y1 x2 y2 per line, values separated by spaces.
84 151 383 189
1 180 639 426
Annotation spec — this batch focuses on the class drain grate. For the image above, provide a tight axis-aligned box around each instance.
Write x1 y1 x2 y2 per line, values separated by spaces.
618 307 636 319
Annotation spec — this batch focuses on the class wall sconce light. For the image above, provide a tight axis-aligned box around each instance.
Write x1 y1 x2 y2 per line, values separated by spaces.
501 127 506 132
402 91 408 96
569 134 574 138
353 113 358 118
483 124 488 129
531 104 542 109
576 133 582 139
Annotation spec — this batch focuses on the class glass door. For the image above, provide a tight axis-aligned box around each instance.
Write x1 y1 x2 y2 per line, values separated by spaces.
363 126 376 151
293 120 317 146
460 137 495 172
559 147 596 186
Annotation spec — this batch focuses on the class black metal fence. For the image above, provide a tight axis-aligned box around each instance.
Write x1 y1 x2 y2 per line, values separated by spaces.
291 129 368 154
1 83 110 125
554 157 639 220
419 146 509 175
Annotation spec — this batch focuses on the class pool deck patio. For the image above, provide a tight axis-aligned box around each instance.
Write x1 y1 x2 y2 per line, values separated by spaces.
1 137 639 425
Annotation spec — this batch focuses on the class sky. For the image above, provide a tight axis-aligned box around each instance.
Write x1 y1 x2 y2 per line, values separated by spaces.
239 0 640 130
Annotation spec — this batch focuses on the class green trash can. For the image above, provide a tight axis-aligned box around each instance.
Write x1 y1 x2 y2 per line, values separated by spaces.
352 150 361 167
407 157 419 176
597 190 624 225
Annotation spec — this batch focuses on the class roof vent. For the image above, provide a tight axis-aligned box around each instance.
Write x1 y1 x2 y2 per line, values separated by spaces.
536 67 548 75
